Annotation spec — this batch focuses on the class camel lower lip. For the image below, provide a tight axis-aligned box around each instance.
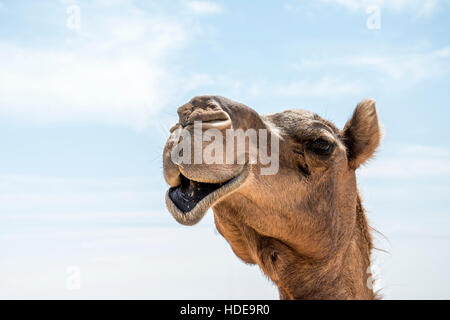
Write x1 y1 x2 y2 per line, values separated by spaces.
165 164 250 226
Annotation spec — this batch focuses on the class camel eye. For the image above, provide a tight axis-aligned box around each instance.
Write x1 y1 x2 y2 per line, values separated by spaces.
309 138 335 156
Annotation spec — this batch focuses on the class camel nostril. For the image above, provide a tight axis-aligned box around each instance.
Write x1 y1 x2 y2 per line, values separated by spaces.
177 96 233 129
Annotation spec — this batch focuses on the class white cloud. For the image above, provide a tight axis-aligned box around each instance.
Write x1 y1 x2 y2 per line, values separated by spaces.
294 46 450 86
358 144 450 179
0 174 166 216
0 226 278 299
360 157 450 179
277 76 364 97
192 74 364 99
348 48 450 82
0 4 205 129
318 0 442 16
0 174 157 193
186 1 223 15
0 43 167 128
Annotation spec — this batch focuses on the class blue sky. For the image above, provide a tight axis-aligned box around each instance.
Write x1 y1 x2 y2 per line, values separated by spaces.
0 0 449 298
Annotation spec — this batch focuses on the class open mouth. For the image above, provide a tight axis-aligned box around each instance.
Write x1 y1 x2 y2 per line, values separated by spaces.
169 175 227 213
165 164 250 226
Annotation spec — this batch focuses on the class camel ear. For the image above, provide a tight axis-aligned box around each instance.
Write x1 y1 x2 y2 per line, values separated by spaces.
342 99 381 169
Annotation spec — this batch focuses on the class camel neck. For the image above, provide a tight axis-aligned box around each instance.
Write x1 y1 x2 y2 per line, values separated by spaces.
214 195 375 299
277 201 375 300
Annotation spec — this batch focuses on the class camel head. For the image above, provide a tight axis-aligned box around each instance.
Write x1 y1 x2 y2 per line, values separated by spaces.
163 95 381 299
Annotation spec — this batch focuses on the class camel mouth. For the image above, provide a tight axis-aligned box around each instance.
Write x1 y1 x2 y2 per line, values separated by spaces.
165 164 250 226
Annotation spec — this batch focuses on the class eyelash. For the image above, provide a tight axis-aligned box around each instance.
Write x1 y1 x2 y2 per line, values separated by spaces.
308 139 335 155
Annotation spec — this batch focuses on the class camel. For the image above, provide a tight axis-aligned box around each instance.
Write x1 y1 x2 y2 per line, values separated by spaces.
163 95 381 300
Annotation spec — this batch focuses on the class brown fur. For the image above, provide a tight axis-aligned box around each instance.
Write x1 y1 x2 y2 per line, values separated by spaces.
163 96 381 300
